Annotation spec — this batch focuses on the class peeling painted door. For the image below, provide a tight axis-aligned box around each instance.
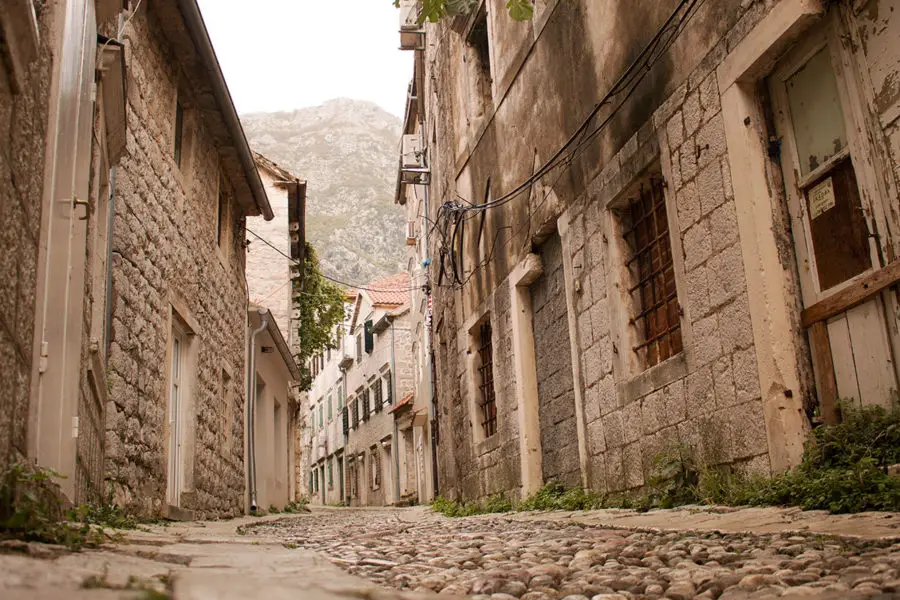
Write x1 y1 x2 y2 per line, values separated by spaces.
33 0 97 500
769 19 899 412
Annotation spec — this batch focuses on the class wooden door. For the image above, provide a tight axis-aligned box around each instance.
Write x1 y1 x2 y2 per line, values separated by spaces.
769 20 899 415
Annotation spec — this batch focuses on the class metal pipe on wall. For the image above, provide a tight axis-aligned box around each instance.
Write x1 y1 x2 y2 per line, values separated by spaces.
247 309 269 511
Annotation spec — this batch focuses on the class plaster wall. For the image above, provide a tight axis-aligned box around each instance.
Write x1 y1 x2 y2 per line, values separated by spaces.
246 171 292 340
251 324 294 511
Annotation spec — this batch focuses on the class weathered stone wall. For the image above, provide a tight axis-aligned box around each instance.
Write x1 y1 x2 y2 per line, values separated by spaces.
424 0 877 501
105 6 248 518
0 1 54 469
530 232 579 487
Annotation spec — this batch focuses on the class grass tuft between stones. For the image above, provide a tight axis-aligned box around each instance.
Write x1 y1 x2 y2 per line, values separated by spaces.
432 404 900 517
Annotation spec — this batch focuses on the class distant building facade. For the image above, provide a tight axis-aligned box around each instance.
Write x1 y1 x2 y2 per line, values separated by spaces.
304 273 433 506
400 0 900 502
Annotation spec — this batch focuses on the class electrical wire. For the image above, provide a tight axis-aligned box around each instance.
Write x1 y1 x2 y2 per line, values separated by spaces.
245 228 423 293
432 0 703 288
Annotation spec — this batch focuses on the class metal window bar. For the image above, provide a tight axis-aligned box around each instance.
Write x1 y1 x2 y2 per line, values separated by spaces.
478 321 497 438
624 177 683 368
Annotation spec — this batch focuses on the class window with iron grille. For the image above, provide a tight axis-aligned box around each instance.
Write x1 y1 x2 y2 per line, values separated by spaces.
622 175 682 369
373 380 383 412
361 389 370 421
477 320 497 438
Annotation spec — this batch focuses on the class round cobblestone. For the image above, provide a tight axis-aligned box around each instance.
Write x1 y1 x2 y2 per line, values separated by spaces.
245 509 900 599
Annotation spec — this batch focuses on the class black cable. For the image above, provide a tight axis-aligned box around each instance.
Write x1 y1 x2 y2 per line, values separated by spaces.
246 228 422 293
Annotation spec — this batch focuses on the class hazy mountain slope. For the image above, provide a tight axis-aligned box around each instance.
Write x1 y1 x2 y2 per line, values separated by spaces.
242 99 405 284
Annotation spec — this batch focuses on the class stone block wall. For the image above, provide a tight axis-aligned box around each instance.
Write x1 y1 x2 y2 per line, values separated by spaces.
105 7 248 518
531 232 579 487
424 0 820 502
0 2 53 469
566 45 772 492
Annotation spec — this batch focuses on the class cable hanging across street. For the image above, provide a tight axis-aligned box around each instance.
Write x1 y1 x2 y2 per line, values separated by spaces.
433 0 704 288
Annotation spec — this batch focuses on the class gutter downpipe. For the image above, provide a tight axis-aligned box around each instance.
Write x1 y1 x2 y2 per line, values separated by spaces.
423 181 439 497
248 309 269 511
390 319 401 505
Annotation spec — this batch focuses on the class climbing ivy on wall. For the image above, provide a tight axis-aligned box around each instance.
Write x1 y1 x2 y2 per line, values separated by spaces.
393 0 534 22
294 244 347 391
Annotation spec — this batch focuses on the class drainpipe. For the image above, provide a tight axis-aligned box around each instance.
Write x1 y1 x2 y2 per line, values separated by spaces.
423 182 439 497
103 167 117 362
390 319 401 505
248 308 269 511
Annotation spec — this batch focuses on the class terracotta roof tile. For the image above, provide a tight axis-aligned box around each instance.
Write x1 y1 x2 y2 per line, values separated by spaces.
366 272 410 306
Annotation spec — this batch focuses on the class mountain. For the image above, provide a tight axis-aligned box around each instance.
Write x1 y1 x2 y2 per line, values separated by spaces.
241 98 406 285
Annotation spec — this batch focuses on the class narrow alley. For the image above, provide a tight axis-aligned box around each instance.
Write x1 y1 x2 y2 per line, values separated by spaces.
2 507 900 599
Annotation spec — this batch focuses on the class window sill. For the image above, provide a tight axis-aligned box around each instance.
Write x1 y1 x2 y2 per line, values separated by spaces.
474 431 501 457
616 352 688 407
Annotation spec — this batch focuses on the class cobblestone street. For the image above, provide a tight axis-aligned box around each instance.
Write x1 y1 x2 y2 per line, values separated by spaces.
247 508 900 600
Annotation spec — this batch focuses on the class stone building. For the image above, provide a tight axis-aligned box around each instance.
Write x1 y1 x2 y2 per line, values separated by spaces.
395 72 438 503
405 0 900 502
343 273 416 507
104 0 273 518
305 273 425 506
247 152 307 351
305 292 355 505
248 306 301 512
2 0 130 502
1 0 274 519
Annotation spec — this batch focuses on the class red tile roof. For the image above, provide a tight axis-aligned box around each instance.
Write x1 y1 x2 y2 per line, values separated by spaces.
390 392 415 414
366 272 410 306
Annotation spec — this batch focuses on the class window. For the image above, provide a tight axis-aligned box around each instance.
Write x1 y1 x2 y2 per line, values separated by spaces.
477 320 497 438
221 368 233 450
309 471 314 493
337 385 344 411
318 403 324 428
310 409 315 435
371 447 381 489
364 320 374 354
467 6 493 113
373 380 383 413
771 45 872 292
327 458 334 489
384 371 393 405
361 388 371 421
216 188 227 248
356 333 363 362
351 397 360 429
327 394 333 421
174 99 184 167
342 405 350 435
622 175 682 369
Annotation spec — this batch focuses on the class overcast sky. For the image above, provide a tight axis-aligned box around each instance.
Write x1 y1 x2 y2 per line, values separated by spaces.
197 0 413 118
